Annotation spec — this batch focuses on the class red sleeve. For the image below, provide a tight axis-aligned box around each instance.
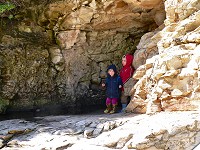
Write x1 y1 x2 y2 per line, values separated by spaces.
120 66 134 84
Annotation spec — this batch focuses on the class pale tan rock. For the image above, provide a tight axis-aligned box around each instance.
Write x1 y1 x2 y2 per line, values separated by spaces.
49 47 63 64
133 65 146 79
127 0 200 114
84 127 94 138
57 30 80 49
140 0 162 9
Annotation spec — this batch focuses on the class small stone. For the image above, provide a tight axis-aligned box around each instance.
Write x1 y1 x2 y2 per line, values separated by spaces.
92 128 103 137
103 122 110 131
0 139 4 148
7 140 18 147
116 134 133 149
84 127 94 138
109 121 116 130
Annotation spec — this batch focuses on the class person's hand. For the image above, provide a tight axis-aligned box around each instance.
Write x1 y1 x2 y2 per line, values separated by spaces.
119 85 122 88
102 83 105 87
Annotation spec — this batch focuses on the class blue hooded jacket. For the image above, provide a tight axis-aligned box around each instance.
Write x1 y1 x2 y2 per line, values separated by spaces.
105 65 123 98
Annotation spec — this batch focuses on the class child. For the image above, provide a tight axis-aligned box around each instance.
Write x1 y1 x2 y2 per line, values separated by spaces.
102 64 123 114
120 54 134 112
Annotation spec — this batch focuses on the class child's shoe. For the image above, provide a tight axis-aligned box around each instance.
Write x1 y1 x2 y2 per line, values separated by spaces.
104 104 112 113
110 104 117 114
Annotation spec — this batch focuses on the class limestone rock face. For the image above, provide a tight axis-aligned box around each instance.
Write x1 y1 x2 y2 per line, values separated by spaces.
1 111 200 150
127 0 200 114
0 0 162 113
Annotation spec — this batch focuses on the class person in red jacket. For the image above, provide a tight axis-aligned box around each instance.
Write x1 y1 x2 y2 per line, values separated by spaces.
120 54 134 112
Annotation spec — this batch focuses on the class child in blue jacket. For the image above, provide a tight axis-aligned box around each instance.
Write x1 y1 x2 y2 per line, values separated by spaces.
102 64 123 114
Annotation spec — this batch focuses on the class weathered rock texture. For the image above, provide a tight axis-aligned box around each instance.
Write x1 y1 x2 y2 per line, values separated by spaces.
0 0 164 113
1 111 200 150
127 0 200 114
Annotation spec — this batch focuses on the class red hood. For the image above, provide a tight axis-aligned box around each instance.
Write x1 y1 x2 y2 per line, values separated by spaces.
124 54 133 67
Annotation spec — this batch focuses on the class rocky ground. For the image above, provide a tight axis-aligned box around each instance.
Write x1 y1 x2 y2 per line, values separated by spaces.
0 110 200 150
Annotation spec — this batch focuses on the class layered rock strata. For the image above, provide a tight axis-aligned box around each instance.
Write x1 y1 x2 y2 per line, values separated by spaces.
127 0 200 114
0 111 200 150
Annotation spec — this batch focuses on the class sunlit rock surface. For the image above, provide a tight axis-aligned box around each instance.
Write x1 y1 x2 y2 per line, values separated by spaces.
127 0 200 114
1 111 200 150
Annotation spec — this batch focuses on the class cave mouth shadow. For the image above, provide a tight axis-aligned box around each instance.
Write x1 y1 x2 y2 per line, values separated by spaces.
0 93 132 121
0 103 109 121
0 102 128 121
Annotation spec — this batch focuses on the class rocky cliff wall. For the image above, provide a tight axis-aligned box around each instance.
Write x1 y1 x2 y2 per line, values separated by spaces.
127 0 200 114
0 0 164 113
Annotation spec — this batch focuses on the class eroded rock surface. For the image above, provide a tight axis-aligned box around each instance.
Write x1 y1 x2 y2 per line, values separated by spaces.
1 111 200 150
127 0 200 114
